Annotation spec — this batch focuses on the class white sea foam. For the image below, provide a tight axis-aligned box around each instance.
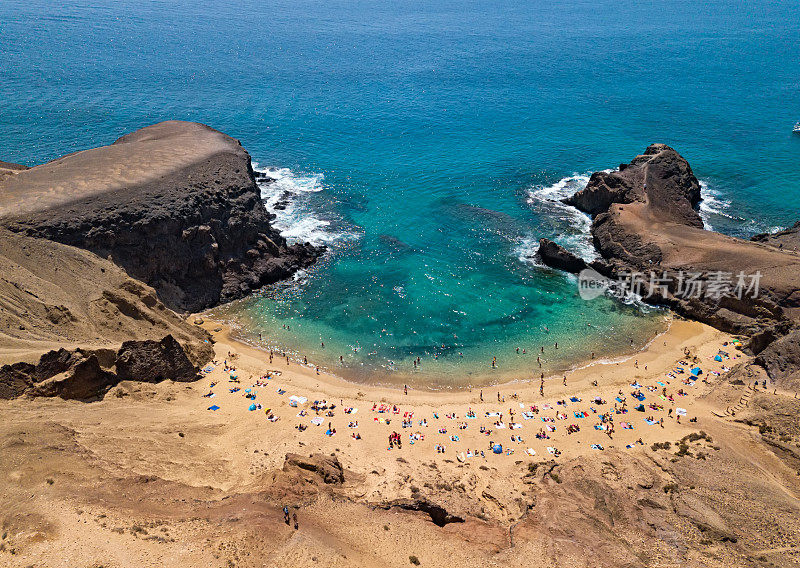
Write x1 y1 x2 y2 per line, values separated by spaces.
519 172 607 265
698 180 736 231
513 235 544 267
697 180 783 236
252 163 357 247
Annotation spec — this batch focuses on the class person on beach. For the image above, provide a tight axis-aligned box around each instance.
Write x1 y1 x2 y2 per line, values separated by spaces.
293 513 298 530
404 384 408 395
284 506 290 525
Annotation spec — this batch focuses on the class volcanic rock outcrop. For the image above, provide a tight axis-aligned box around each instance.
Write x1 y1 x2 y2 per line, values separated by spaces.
539 144 800 338
0 121 321 313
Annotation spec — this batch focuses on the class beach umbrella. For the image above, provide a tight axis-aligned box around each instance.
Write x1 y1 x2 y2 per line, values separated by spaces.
714 355 723 362
691 367 702 376
492 444 503 454
248 403 257 411
208 405 220 411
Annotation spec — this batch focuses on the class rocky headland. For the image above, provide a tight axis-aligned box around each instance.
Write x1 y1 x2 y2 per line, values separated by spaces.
0 121 320 313
0 122 321 400
538 144 800 390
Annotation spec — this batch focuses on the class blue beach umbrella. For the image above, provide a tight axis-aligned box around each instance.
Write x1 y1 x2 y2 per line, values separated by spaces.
492 444 503 454
691 367 702 376
248 403 257 411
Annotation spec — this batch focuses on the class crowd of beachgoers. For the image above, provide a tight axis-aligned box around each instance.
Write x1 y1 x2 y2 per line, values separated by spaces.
198 337 744 461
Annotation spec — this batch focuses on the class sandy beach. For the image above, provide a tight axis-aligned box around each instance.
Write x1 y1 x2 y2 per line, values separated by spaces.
5 314 800 567
192 316 739 471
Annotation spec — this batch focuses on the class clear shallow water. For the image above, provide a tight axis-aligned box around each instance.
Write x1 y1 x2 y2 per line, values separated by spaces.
3 0 800 386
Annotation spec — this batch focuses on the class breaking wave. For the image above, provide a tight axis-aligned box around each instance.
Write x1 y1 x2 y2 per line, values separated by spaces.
252 164 358 247
518 172 606 265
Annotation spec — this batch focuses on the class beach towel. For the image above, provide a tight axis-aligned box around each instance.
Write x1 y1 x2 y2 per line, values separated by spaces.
590 444 604 450
311 417 324 426
676 407 687 416
644 418 657 425
277 389 286 395
522 412 535 420
208 405 220 411
546 447 557 454
569 396 581 402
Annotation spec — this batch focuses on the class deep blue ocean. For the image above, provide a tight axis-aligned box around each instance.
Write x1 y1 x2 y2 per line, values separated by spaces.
2 0 800 386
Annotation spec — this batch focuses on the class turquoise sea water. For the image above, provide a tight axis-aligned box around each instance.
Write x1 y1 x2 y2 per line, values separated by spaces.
2 0 800 386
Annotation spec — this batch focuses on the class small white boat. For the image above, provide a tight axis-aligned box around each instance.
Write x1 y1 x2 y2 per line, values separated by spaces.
794 122 800 133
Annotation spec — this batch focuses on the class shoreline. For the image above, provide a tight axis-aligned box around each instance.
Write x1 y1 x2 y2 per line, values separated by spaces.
197 313 729 399
201 310 675 392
